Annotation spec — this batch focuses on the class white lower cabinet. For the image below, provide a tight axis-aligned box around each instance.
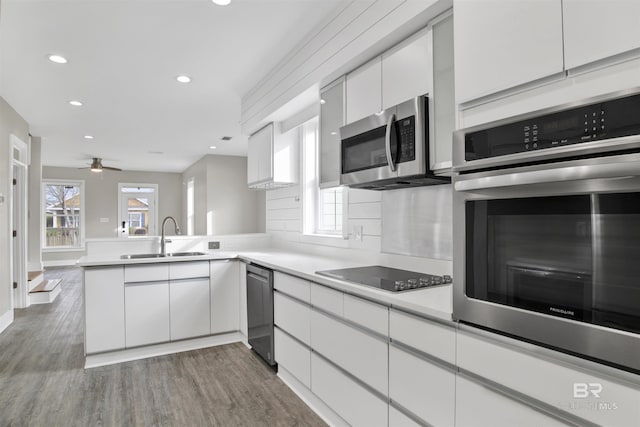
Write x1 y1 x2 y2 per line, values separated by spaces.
389 406 421 427
455 375 569 427
311 353 388 427
274 327 311 388
311 309 388 395
210 260 240 334
84 267 125 354
169 278 210 340
389 345 455 427
125 281 170 347
274 292 311 345
239 262 248 338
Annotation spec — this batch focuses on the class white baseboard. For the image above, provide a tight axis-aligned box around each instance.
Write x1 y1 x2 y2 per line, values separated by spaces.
28 261 44 272
85 331 243 369
0 309 14 335
43 260 78 268
278 367 349 427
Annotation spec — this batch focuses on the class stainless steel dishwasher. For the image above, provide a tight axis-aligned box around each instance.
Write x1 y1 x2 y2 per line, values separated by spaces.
246 263 276 367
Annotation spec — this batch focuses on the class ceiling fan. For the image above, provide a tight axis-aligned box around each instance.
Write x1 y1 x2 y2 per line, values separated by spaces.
79 157 122 172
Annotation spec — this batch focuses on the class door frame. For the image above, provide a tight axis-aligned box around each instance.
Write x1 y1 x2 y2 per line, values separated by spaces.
117 183 158 237
9 134 29 309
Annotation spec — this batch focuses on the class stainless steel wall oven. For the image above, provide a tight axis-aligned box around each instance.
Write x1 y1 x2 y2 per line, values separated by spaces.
452 89 640 374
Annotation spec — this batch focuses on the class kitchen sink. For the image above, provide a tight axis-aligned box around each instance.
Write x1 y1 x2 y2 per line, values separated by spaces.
120 251 207 259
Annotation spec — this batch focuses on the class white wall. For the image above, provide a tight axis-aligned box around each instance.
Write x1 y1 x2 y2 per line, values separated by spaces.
0 96 30 329
41 166 184 265
183 154 266 235
27 136 42 271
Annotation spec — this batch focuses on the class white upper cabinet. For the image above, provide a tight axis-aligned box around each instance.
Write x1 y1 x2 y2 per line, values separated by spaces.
563 0 640 69
454 0 564 104
382 29 432 109
247 123 298 189
319 78 345 188
346 57 382 124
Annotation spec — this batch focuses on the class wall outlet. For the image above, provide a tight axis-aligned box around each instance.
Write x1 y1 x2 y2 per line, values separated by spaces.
352 225 363 241
208 241 220 249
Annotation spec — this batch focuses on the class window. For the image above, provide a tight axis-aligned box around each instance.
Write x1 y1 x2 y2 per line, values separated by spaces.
118 184 157 237
43 180 85 249
301 118 346 236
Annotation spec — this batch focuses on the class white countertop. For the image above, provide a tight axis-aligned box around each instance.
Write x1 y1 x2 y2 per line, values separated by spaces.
78 248 453 322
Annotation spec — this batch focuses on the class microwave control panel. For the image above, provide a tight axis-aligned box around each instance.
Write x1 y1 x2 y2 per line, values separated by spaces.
397 116 416 163
464 92 640 161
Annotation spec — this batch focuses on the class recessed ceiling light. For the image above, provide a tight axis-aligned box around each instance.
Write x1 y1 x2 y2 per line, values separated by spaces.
84 135 94 140
212 0 232 5
209 146 217 150
48 54 68 64
69 100 83 107
176 75 191 83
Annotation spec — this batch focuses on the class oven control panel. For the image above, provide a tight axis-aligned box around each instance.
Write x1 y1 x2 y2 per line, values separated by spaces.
465 92 640 161
397 115 416 163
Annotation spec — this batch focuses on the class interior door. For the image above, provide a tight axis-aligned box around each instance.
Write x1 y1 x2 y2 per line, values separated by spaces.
118 186 156 237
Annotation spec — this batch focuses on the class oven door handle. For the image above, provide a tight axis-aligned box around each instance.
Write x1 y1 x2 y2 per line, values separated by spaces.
454 161 640 192
385 114 397 172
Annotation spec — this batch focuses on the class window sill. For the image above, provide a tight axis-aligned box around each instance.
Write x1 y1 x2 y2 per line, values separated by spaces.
300 233 349 248
42 246 86 253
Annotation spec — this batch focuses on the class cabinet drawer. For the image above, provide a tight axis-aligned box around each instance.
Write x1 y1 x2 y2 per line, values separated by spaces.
274 292 310 345
274 272 310 303
390 309 455 364
170 260 209 280
389 406 421 427
124 263 169 283
310 283 343 317
311 309 388 395
456 375 569 427
457 331 640 426
275 327 310 388
311 353 387 427
344 294 388 336
84 267 125 354
389 345 455 427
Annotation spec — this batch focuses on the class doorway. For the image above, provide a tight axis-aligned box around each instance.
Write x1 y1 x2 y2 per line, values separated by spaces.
118 183 158 237
10 135 29 309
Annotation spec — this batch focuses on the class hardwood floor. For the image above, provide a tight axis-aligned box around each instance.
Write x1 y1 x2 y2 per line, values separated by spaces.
0 267 326 427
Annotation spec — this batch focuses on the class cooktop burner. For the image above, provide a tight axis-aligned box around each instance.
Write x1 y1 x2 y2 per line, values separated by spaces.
316 265 452 292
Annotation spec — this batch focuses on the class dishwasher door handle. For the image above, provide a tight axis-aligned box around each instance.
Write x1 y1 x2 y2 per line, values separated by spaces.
247 272 268 283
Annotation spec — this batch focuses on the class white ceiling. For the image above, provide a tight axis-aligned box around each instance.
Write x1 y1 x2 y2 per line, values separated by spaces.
0 0 346 173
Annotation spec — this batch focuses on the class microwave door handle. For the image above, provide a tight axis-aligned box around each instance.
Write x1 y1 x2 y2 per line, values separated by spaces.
385 114 397 172
454 161 640 192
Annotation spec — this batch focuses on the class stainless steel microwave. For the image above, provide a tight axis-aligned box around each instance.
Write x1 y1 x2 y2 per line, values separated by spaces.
452 88 640 374
339 96 449 190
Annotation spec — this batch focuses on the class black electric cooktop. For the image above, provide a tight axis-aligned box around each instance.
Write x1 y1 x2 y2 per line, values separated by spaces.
316 265 452 292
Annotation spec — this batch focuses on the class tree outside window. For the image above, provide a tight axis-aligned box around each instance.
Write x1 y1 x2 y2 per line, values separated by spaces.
43 181 84 249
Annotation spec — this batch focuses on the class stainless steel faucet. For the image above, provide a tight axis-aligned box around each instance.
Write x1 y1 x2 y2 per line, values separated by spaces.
160 216 181 256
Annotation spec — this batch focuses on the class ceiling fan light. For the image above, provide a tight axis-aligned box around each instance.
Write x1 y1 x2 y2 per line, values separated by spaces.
90 167 103 173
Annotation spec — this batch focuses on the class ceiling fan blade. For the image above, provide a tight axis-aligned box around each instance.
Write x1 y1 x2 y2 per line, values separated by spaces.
102 166 123 171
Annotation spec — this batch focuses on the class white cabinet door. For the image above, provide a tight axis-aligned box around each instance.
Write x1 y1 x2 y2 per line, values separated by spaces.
346 57 382 124
84 267 125 354
390 309 456 364
248 124 273 184
274 271 311 303
455 375 569 427
389 346 455 427
274 327 311 388
382 29 431 109
125 281 170 347
310 283 343 317
311 310 388 395
319 78 345 188
170 278 210 341
239 262 248 338
311 353 388 427
343 294 388 336
210 260 240 335
274 292 310 345
454 0 564 104
563 0 640 69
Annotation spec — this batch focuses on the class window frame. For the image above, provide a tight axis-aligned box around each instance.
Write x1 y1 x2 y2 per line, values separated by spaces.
117 183 158 238
42 179 86 251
